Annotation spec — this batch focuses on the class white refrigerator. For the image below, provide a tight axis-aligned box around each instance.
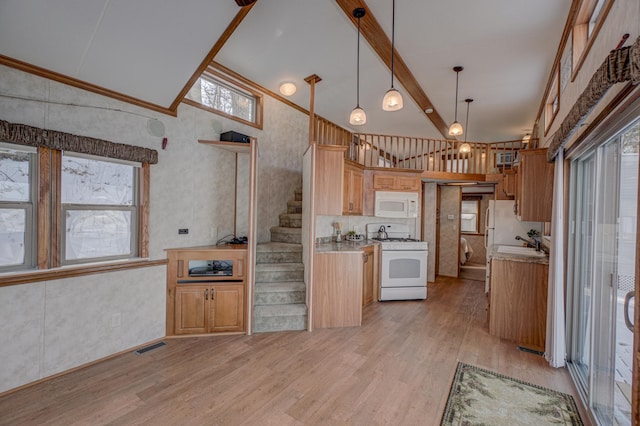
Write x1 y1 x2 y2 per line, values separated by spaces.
484 200 542 292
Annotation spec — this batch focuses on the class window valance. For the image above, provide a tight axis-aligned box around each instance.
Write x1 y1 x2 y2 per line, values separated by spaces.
0 119 158 164
547 35 640 162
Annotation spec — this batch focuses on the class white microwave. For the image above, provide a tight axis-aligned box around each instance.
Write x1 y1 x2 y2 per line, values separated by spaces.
374 191 419 218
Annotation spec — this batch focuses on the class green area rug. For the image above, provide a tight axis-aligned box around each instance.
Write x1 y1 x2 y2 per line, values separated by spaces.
441 362 583 425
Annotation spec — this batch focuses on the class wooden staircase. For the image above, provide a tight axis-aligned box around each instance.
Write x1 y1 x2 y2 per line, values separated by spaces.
253 189 307 332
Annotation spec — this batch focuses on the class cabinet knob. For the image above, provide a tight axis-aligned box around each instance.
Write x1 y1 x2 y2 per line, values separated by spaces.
205 289 208 300
211 288 215 300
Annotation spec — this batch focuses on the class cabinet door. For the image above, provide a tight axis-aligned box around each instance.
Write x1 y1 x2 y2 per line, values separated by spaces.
518 149 554 221
343 167 351 214
395 176 420 191
343 166 364 215
175 286 209 334
210 284 245 333
362 247 374 305
373 174 395 190
350 168 364 214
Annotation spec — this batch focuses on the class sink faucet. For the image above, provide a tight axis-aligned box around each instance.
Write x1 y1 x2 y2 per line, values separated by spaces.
515 235 541 252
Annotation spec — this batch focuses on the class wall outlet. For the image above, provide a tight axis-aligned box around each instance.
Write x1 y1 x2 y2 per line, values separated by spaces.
447 214 455 220
178 228 189 235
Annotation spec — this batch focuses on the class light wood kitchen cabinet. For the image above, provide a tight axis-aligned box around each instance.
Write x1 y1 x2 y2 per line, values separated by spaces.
313 251 363 329
362 246 375 306
489 258 548 351
372 171 421 191
343 162 364 215
487 170 516 200
314 145 348 216
516 148 554 222
175 284 244 334
166 246 247 336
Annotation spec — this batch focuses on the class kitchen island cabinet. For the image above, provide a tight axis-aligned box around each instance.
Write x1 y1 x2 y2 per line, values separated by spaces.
488 247 549 352
313 241 379 328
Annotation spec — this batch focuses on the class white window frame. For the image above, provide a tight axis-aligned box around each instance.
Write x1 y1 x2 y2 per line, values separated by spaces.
60 153 139 265
183 68 263 130
0 143 37 272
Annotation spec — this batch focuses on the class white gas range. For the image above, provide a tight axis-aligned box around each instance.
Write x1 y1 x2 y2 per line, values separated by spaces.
366 223 428 301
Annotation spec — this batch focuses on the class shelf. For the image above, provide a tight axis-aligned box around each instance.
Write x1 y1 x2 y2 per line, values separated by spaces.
198 140 251 153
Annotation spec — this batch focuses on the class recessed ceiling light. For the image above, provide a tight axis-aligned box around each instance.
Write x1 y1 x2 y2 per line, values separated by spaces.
279 82 297 96
424 108 433 114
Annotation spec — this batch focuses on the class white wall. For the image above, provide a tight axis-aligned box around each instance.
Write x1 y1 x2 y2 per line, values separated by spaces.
0 64 309 393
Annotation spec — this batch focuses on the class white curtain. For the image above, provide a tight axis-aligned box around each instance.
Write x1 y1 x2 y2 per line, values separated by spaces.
545 149 566 367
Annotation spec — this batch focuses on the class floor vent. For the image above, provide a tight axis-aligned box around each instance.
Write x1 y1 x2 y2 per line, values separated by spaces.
517 346 544 357
134 341 167 355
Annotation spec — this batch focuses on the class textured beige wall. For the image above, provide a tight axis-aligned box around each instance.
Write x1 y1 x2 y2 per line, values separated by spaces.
537 0 640 149
438 186 460 277
0 64 309 392
423 183 437 282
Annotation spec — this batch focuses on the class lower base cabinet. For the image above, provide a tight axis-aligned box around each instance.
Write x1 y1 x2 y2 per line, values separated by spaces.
489 259 548 351
175 284 244 334
362 246 374 306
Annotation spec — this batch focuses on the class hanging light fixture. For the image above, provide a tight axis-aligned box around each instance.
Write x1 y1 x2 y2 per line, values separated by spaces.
459 98 473 154
448 66 464 136
382 0 403 111
350 8 367 125
522 133 531 144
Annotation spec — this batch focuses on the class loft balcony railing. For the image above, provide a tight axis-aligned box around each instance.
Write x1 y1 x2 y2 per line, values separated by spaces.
312 116 531 175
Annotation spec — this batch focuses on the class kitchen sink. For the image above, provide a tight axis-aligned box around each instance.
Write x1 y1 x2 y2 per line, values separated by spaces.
497 245 547 257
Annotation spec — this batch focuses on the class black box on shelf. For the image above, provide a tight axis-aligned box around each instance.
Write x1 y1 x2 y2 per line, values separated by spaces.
220 131 251 143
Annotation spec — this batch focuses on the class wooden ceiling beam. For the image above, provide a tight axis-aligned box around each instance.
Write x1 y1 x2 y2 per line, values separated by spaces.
336 0 452 139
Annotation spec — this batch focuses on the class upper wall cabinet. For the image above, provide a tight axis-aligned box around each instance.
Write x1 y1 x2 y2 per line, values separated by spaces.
343 162 364 215
372 171 421 191
516 148 554 222
314 145 348 216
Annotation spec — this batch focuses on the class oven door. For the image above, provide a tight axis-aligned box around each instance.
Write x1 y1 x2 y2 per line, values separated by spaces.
381 250 427 288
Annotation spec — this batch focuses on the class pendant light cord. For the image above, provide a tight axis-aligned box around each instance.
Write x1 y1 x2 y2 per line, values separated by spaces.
464 100 470 142
454 71 459 121
390 0 395 89
357 15 361 108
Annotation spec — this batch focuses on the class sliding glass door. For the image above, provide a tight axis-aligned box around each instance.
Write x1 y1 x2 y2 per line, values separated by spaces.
567 116 639 426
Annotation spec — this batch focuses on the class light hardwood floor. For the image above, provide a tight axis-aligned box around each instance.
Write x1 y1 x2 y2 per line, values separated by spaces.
0 277 591 425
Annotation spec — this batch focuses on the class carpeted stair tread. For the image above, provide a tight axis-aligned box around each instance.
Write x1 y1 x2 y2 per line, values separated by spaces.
279 213 302 228
255 263 304 272
254 281 306 292
270 226 302 234
256 242 302 252
254 304 308 317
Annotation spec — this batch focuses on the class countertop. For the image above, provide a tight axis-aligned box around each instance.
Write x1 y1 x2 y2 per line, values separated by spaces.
315 240 379 253
488 245 549 265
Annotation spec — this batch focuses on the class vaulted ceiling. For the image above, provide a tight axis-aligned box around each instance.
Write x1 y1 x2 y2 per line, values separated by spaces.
0 0 572 142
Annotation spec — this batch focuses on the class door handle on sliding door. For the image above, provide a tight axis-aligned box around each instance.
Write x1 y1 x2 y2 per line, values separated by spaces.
624 291 634 332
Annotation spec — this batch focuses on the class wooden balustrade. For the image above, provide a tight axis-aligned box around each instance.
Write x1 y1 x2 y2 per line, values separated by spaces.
312 117 531 175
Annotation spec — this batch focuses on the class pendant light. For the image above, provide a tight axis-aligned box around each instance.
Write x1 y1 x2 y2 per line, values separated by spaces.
350 8 367 125
459 98 473 154
448 66 464 136
382 0 403 111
